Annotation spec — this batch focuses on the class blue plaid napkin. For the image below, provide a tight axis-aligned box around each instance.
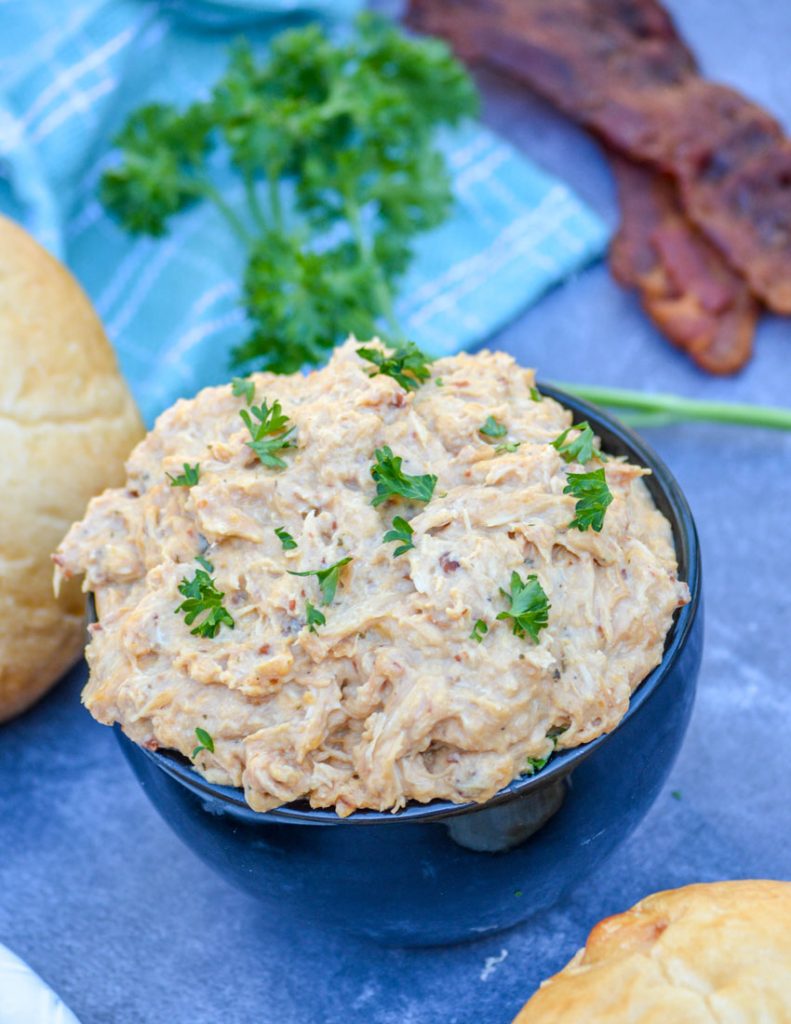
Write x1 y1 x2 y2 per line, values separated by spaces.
0 0 609 424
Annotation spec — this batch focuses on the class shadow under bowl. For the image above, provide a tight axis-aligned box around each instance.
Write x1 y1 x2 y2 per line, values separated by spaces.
116 384 703 947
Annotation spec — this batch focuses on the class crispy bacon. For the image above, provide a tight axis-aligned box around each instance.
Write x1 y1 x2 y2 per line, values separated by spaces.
609 156 757 374
408 0 791 314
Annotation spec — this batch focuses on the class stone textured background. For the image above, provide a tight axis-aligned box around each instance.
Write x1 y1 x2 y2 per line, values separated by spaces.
1 1 789 1021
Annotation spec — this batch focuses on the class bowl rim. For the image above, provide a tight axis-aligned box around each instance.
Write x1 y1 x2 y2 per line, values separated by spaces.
119 383 702 826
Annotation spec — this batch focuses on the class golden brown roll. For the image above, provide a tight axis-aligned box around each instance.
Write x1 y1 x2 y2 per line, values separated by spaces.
0 214 143 722
515 881 791 1023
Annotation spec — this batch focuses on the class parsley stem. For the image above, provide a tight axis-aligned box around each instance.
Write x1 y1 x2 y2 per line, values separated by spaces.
200 182 252 246
554 383 791 431
267 169 284 233
244 170 268 234
344 195 403 342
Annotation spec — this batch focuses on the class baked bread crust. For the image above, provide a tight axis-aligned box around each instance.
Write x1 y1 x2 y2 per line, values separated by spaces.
515 880 791 1023
0 214 143 722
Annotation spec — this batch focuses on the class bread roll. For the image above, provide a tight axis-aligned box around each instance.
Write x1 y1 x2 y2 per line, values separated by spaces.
515 880 791 1023
0 214 143 722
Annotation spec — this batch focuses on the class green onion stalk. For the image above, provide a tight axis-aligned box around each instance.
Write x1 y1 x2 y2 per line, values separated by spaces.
552 382 791 432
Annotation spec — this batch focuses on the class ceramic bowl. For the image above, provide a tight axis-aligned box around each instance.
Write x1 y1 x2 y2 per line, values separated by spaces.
116 385 703 947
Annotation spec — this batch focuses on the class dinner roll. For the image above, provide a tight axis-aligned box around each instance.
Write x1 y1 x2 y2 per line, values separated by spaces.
514 880 791 1023
0 214 143 722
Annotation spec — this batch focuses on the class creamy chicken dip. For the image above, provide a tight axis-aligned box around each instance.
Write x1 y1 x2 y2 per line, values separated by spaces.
55 340 689 816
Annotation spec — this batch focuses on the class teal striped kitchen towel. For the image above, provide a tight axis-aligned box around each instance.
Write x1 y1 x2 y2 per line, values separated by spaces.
0 0 609 424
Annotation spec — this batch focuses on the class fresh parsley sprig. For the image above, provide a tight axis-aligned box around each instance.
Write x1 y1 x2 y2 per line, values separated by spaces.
497 571 550 642
563 468 613 532
289 556 353 605
240 399 295 469
370 447 437 507
101 14 477 374
167 463 200 487
358 342 432 392
551 421 602 465
175 559 235 638
382 515 415 556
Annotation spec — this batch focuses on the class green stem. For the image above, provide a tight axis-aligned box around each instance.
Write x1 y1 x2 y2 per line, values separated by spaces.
344 196 403 342
267 167 284 233
199 182 252 246
615 412 683 430
553 382 791 431
244 170 268 234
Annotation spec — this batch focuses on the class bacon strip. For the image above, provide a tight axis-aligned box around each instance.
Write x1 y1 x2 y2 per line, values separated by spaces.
609 156 757 374
408 0 791 314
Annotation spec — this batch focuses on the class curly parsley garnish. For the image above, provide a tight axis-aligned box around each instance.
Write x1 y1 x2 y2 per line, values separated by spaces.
305 601 326 633
479 416 507 440
192 727 215 758
231 376 255 405
240 399 295 469
176 559 235 638
370 446 437 507
100 15 477 374
358 342 432 393
563 468 613 532
274 526 297 551
551 421 602 465
383 516 415 556
289 556 352 605
497 571 550 642
470 619 488 643
495 441 521 455
167 462 200 487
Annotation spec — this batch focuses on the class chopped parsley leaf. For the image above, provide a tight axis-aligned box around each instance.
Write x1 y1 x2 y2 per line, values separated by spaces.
479 415 507 439
240 398 296 469
370 446 437 507
175 560 235 638
231 376 255 405
274 526 298 550
551 420 602 465
167 462 200 487
383 515 415 557
305 601 326 633
497 571 550 642
192 727 215 758
563 468 613 532
524 726 567 776
357 342 432 393
470 619 488 643
289 556 353 605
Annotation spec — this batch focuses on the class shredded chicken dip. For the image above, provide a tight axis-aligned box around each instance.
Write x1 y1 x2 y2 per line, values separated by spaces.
55 340 689 816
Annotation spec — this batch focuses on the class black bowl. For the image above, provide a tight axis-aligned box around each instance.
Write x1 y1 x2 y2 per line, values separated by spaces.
116 385 702 947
